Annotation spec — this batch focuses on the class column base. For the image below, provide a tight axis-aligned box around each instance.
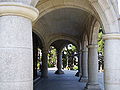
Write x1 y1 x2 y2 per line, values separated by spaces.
84 83 101 90
55 70 64 74
75 72 81 77
80 76 88 82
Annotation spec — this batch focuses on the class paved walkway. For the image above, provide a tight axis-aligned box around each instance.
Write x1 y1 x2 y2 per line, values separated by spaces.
34 70 104 90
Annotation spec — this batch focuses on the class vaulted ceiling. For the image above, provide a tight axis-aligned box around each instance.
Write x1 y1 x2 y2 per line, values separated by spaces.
33 0 97 47
34 8 92 44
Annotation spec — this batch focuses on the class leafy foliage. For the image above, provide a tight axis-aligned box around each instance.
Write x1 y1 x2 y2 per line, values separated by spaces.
48 46 57 67
98 29 104 55
62 44 78 70
98 28 104 71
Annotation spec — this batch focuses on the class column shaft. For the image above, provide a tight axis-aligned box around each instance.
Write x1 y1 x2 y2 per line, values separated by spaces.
55 50 64 74
33 35 38 79
57 52 62 70
0 16 33 90
103 34 120 90
75 51 82 77
0 2 39 90
41 49 48 78
85 45 100 90
81 49 88 81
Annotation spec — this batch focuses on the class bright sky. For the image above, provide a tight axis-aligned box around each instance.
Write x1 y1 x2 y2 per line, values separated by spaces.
118 0 120 14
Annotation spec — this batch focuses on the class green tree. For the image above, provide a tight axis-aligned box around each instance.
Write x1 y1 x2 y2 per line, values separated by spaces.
62 44 78 70
98 29 104 55
98 28 104 71
48 46 57 67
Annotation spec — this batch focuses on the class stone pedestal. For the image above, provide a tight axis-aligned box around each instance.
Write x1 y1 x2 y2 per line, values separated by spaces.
85 44 100 90
41 49 48 78
55 50 64 74
0 2 39 90
103 34 120 90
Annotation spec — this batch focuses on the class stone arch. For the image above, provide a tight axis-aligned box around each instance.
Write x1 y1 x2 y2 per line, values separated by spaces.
82 35 88 50
89 0 120 33
35 0 119 33
88 21 101 45
35 0 95 23
32 29 47 49
48 35 79 50
61 42 79 53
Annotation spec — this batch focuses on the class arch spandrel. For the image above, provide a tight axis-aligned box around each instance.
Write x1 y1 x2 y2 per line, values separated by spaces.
81 34 88 50
88 20 101 45
89 0 120 33
32 29 49 50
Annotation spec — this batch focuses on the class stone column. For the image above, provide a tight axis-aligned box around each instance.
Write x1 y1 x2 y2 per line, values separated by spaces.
103 34 120 90
75 51 82 77
85 44 100 90
33 45 38 79
0 2 39 90
55 50 64 74
41 48 48 78
33 34 39 79
81 48 88 82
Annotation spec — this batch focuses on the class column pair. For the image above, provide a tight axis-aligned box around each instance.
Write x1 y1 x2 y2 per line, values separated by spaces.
85 34 120 90
0 1 39 90
77 49 88 81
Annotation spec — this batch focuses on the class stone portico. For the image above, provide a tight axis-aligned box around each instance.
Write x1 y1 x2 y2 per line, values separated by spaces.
0 0 120 90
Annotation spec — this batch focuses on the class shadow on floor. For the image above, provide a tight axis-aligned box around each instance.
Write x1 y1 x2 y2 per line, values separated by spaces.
34 70 104 90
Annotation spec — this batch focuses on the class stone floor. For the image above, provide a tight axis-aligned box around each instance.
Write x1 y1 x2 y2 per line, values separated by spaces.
34 70 104 90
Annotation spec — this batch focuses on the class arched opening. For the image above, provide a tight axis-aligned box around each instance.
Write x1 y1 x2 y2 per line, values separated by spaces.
33 0 120 90
98 28 104 72
48 46 57 69
62 44 78 71
32 32 43 80
33 7 103 90
0 0 119 90
49 39 79 74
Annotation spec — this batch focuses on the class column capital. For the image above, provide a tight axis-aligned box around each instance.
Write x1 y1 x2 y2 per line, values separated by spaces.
0 2 39 21
103 34 120 40
87 44 98 48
